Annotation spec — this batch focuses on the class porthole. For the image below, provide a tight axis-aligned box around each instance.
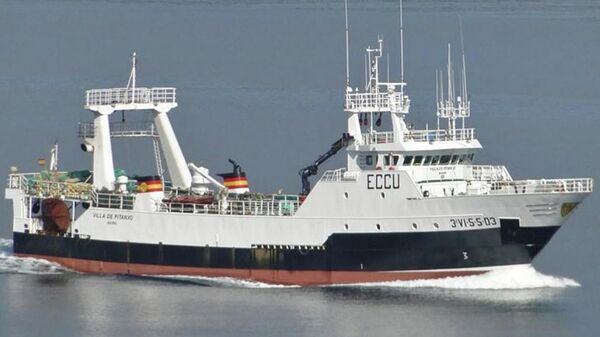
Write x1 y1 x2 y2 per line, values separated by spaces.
376 224 381 231
344 224 349 231
380 192 385 199
343 192 349 199
433 222 439 229
412 223 418 230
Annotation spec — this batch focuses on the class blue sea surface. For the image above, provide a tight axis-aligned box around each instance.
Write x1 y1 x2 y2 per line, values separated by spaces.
1 1 599 336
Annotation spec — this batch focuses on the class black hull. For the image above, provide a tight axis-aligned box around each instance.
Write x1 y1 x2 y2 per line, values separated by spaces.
13 221 558 276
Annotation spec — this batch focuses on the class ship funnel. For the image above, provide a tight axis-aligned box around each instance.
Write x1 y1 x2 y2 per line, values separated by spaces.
217 159 250 194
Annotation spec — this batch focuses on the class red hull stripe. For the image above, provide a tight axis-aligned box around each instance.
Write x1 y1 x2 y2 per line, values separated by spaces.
16 253 485 286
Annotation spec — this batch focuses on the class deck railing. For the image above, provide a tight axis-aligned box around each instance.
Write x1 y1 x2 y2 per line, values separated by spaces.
91 190 135 209
160 198 300 216
361 128 475 145
320 168 359 182
7 173 94 200
487 178 593 195
85 87 176 107
345 92 407 113
470 165 512 181
404 128 475 142
79 121 159 138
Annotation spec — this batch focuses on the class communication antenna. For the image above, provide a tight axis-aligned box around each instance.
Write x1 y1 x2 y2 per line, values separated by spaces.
364 53 368 89
49 141 59 171
344 0 350 88
126 52 137 102
436 68 443 130
399 0 405 83
459 17 468 104
387 53 390 82
459 17 470 129
447 43 453 106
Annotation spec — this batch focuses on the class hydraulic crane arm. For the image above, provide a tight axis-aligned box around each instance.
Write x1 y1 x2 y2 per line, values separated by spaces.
299 133 354 195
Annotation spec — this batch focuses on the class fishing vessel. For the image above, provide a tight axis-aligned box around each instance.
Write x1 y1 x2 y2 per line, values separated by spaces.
5 4 592 285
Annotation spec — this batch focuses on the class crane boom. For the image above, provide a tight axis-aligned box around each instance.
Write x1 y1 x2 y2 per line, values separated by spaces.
299 133 354 195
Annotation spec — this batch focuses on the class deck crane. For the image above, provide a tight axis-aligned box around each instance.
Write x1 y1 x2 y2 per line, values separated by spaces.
299 133 354 195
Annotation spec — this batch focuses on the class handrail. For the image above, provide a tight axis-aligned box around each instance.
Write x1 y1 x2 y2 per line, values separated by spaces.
85 87 176 107
7 173 94 200
79 121 159 138
487 178 593 195
93 192 135 209
470 165 512 181
320 168 359 182
160 198 300 216
345 92 408 113
361 128 475 145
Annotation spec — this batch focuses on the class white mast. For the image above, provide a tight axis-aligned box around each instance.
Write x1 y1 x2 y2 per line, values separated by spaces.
399 0 405 84
364 53 368 89
387 53 390 82
344 0 350 88
459 18 468 103
49 141 58 171
435 69 439 130
459 17 469 130
126 52 137 103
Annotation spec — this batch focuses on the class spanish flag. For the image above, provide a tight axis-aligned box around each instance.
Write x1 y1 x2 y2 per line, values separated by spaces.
137 176 163 193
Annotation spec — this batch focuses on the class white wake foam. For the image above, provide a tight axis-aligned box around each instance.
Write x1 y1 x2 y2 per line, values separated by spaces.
353 265 579 290
144 274 299 288
0 238 66 275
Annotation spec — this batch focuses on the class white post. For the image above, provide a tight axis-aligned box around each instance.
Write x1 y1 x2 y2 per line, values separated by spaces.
399 0 404 82
92 107 116 191
153 107 192 189
344 0 350 87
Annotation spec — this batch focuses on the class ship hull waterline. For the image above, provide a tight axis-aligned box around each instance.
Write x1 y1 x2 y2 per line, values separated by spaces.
12 224 557 285
16 253 494 285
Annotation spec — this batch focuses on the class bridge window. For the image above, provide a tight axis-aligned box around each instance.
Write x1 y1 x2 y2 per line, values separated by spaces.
458 154 467 164
451 154 460 164
440 155 451 165
384 155 391 166
423 156 432 166
413 156 424 166
365 155 373 166
393 155 400 166
468 153 475 162
431 156 440 165
403 156 413 166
